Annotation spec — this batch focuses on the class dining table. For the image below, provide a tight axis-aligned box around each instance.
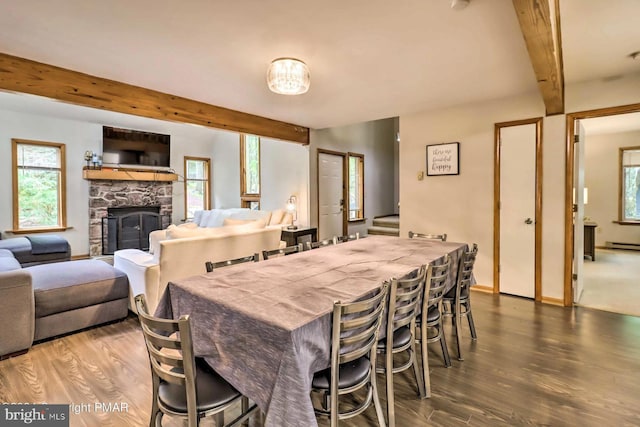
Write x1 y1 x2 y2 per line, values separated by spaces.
155 235 468 427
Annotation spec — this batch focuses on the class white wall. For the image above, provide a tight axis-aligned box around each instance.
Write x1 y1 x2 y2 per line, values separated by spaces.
310 117 397 237
0 103 310 256
262 138 310 227
400 92 549 293
399 72 640 300
584 130 640 246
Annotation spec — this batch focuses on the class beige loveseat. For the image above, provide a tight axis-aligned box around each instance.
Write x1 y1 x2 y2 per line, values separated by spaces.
114 221 282 312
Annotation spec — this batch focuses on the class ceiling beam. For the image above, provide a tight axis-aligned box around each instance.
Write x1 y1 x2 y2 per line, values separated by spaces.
512 0 564 115
0 52 309 144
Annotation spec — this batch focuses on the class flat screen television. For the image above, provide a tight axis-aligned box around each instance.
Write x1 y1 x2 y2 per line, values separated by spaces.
102 126 170 169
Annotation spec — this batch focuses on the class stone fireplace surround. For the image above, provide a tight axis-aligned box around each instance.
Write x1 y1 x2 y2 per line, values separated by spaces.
89 180 172 256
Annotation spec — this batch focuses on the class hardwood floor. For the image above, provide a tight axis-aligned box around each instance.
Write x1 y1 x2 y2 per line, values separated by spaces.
1 292 639 426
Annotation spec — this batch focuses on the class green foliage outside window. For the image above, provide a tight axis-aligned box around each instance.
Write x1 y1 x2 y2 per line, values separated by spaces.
16 143 62 229
623 166 640 220
244 135 260 194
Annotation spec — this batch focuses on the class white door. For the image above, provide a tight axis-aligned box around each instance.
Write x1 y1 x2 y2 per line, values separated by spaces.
318 152 344 240
500 124 537 298
573 120 586 303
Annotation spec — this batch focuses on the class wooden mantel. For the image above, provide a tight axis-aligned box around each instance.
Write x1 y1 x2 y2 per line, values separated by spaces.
82 168 178 182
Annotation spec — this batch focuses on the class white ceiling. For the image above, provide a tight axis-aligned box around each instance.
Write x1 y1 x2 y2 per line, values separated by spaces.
0 0 539 129
582 111 640 135
0 1 638 130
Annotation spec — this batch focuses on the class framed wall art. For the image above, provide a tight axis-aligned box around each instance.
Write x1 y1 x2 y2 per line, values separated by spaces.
426 142 459 176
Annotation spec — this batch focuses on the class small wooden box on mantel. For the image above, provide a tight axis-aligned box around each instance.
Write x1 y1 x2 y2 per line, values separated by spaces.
82 167 178 182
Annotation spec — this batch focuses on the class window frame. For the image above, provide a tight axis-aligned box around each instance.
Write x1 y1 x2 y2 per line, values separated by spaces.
11 138 67 233
619 145 640 224
347 152 365 222
184 156 211 220
240 134 261 209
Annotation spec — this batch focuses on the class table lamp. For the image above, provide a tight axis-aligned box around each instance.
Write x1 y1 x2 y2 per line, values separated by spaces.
286 195 298 230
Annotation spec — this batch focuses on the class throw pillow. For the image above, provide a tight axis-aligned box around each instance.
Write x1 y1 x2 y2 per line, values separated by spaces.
193 210 204 226
223 218 257 226
269 209 285 225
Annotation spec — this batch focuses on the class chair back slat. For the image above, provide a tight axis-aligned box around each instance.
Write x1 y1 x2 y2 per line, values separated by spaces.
424 255 452 311
330 283 389 366
408 231 447 241
135 294 198 402
386 266 426 337
205 253 259 272
305 239 335 250
263 244 303 260
457 244 478 293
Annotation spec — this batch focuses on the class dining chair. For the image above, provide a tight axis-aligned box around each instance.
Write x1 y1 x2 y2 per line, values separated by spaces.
376 265 427 426
408 231 447 242
304 238 335 250
417 255 452 398
134 294 257 427
442 244 478 360
334 232 360 243
262 243 303 260
311 283 389 427
205 253 259 272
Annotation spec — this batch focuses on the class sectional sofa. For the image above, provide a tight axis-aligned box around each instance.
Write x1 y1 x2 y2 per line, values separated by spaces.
0 248 129 358
114 216 283 313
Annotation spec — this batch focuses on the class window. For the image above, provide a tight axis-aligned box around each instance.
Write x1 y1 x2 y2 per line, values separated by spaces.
240 134 261 209
184 156 211 219
348 153 364 221
621 146 640 221
12 139 67 232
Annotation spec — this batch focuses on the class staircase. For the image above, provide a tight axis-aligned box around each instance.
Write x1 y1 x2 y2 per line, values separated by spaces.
367 215 400 237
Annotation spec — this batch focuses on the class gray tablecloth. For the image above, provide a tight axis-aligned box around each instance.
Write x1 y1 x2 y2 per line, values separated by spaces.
155 236 467 427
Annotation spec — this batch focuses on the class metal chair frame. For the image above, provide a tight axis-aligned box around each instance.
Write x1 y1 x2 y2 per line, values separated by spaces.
417 255 452 398
135 294 257 427
334 232 361 244
408 231 447 242
262 243 304 260
442 244 478 360
305 239 335 250
376 265 427 427
205 253 259 272
311 283 389 427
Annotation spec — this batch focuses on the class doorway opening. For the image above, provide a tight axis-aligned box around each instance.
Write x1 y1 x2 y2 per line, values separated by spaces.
564 103 640 311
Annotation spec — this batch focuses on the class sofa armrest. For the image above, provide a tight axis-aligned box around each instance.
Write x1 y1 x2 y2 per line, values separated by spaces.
0 270 34 356
113 249 159 313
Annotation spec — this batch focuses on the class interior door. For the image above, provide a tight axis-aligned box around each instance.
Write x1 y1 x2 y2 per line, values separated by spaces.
499 123 537 298
573 120 586 303
318 152 345 240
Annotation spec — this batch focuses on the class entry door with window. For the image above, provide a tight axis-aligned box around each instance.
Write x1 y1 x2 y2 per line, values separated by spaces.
318 151 345 240
498 122 539 299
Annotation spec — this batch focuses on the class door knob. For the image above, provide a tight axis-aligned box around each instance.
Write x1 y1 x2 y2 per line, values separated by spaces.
524 218 533 225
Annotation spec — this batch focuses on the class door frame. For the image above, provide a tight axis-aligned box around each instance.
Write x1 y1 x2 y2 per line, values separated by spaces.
563 103 640 306
493 117 543 301
316 148 348 239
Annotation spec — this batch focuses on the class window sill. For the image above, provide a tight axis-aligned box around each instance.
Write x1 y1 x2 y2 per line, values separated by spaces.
613 220 640 226
6 226 73 235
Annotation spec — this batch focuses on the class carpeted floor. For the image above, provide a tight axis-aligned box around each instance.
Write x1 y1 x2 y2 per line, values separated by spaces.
579 248 640 317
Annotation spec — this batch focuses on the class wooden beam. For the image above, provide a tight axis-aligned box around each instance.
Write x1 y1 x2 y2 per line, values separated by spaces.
0 52 309 144
512 0 564 115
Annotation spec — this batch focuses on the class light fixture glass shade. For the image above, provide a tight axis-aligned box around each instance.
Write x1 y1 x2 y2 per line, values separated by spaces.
267 58 310 95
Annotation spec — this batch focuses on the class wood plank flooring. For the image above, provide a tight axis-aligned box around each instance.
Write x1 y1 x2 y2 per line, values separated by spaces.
1 292 639 426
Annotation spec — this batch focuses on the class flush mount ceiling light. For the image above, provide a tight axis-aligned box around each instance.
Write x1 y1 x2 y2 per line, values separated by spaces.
267 58 310 95
451 0 470 10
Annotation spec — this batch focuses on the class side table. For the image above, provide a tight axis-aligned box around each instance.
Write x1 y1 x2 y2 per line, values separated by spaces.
281 227 318 247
